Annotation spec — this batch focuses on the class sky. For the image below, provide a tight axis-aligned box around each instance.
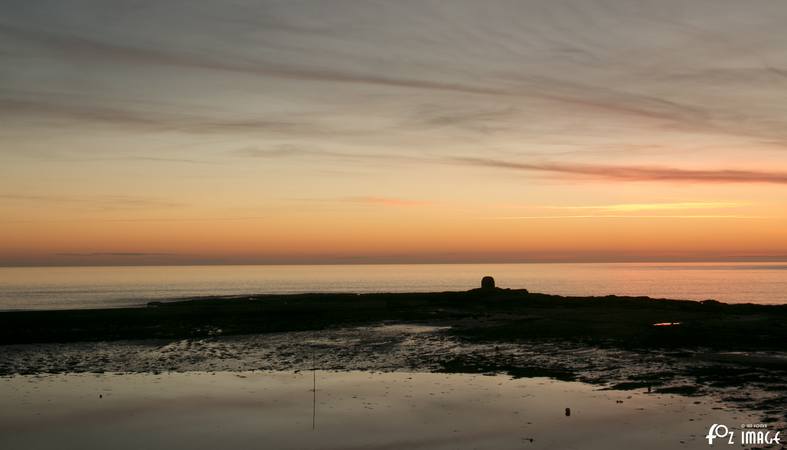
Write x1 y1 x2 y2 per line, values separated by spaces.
2 0 787 266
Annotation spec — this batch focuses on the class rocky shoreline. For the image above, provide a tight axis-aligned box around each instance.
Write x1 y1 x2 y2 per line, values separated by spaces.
1 287 786 425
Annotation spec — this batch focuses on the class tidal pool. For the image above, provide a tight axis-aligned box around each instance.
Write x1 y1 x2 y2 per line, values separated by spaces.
0 371 763 450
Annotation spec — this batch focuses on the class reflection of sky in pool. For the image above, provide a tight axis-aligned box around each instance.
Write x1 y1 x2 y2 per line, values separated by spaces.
0 371 757 449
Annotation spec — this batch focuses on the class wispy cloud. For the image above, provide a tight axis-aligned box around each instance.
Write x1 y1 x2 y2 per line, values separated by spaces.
0 194 185 210
344 196 432 207
547 202 743 212
0 216 268 224
484 215 765 220
294 196 433 207
238 147 787 186
5 8 787 147
0 98 337 137
55 252 179 257
0 22 505 97
234 146 427 164
6 20 765 144
455 158 787 184
403 105 518 134
237 146 381 160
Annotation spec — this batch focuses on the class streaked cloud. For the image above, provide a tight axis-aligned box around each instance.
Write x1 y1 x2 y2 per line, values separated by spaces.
234 146 415 162
0 21 506 97
3 0 787 265
0 98 339 137
0 216 268 224
484 215 765 220
239 150 787 186
455 158 787 184
55 252 179 257
0 194 185 210
548 202 743 212
344 196 433 207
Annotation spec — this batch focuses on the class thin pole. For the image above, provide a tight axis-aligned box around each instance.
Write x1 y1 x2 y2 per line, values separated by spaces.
312 348 316 430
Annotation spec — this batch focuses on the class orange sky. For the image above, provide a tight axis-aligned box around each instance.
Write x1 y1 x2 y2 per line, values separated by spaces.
2 0 787 266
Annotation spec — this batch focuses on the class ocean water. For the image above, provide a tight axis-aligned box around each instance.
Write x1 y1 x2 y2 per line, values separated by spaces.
0 262 785 310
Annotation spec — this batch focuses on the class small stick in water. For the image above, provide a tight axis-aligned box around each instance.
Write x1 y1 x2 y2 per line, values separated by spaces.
312 347 316 430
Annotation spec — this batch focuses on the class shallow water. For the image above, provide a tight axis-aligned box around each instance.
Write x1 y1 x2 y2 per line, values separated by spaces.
0 371 761 450
1 262 786 310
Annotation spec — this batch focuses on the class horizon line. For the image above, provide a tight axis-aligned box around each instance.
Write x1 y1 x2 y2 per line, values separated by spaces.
3 257 787 269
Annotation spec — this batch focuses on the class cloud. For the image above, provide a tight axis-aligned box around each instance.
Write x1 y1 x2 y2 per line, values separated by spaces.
483 215 764 220
0 22 505 97
234 146 427 164
344 196 432 207
454 157 787 184
236 146 372 160
548 202 743 212
2 19 744 141
0 194 185 210
1 216 268 224
55 252 179 257
487 201 759 219
238 148 787 186
109 156 213 164
403 105 518 134
0 98 336 137
292 196 433 207
5 15 787 147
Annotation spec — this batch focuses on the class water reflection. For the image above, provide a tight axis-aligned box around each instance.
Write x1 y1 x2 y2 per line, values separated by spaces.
0 371 757 450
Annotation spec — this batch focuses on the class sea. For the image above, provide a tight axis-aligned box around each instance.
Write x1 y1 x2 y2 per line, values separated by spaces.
0 262 785 310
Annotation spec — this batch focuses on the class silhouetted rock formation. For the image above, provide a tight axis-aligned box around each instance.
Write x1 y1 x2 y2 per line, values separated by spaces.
469 276 528 295
481 276 495 289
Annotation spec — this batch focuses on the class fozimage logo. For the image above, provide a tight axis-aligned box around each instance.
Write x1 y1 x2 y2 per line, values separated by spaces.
706 423 781 446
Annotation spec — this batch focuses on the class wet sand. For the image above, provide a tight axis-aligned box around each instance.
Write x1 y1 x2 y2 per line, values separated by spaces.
0 371 762 450
1 323 786 428
1 290 785 448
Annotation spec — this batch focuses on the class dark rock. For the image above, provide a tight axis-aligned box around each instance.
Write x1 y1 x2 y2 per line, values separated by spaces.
481 276 495 289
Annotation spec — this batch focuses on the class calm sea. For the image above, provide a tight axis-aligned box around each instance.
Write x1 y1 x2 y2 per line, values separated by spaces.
0 262 785 310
